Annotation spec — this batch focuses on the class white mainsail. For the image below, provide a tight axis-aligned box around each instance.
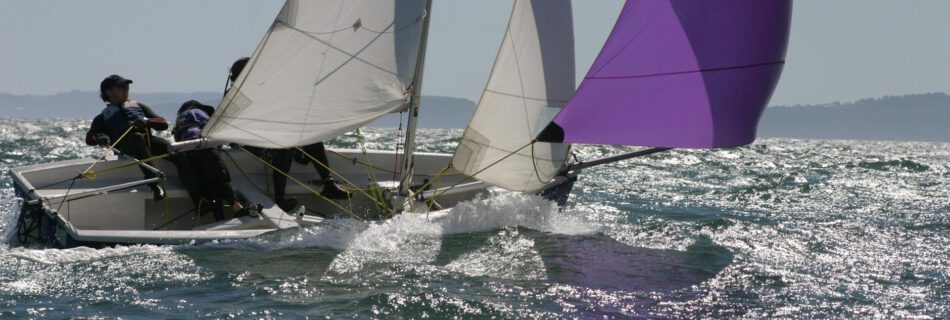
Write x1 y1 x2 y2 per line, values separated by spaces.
204 0 428 148
451 0 575 192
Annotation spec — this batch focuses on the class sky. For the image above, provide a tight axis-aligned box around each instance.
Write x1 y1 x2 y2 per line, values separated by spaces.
0 0 948 106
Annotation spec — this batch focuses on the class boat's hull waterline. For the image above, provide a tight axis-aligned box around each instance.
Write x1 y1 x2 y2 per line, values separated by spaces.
8 148 574 248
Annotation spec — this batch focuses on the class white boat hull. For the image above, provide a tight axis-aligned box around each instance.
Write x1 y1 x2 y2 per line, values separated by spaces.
7 148 515 247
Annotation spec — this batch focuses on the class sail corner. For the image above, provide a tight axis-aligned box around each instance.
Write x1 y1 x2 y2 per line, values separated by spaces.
536 122 565 143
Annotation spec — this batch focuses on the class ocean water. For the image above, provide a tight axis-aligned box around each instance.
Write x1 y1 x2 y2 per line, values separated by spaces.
0 117 947 319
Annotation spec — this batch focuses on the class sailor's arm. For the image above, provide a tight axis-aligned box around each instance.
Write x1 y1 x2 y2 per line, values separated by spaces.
138 102 169 131
85 115 110 146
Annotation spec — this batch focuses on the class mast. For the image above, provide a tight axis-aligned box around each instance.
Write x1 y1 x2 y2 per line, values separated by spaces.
396 0 433 209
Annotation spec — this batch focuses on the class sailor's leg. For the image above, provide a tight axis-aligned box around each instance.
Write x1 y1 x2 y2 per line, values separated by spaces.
269 149 298 210
175 151 203 209
302 142 331 180
270 149 293 199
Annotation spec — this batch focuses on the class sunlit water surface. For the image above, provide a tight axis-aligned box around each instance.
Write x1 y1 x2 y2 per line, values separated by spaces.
0 117 947 319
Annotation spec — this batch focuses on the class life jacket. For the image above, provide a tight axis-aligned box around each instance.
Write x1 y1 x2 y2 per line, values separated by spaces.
100 100 146 139
174 108 210 142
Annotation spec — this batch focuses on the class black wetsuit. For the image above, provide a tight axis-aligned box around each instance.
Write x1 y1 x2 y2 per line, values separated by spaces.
85 101 200 202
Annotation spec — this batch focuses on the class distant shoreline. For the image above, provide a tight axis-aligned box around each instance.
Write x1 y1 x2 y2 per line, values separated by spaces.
0 91 476 129
2 91 948 142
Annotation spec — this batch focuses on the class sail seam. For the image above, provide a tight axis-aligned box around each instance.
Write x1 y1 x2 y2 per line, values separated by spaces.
215 104 402 126
586 61 785 80
285 14 423 35
281 22 407 81
463 140 561 161
484 89 570 104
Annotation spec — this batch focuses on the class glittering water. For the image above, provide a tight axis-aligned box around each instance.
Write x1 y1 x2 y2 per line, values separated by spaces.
1 117 948 319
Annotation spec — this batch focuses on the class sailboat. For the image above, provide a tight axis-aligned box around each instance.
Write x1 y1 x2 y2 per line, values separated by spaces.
8 0 791 248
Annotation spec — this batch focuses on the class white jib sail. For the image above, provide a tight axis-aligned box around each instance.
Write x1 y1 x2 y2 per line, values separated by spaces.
451 0 575 192
204 0 427 148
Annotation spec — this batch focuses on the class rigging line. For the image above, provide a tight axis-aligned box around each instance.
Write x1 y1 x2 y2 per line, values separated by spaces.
404 166 449 201
294 146 395 217
45 125 143 215
33 173 83 191
325 148 463 177
221 149 274 199
530 142 546 184
430 140 536 202
354 131 385 218
460 140 560 161
194 197 208 227
81 126 135 177
587 61 786 80
422 167 449 209
239 146 364 221
87 153 171 177
54 177 78 214
568 147 672 172
152 207 195 231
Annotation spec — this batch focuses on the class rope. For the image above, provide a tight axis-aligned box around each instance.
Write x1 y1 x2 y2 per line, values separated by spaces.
530 142 546 184
354 128 382 193
294 146 394 217
80 125 135 178
240 146 364 221
405 166 450 208
326 149 463 177
39 125 140 215
194 198 210 227
428 140 536 206
153 207 196 230
82 153 171 180
222 149 271 197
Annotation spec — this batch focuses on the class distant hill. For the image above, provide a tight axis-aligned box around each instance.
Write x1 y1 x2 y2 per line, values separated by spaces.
0 91 223 120
0 91 475 129
8 90 946 141
758 92 950 142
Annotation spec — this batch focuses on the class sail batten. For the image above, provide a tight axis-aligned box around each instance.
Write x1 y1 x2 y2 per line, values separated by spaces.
204 0 427 148
538 0 792 149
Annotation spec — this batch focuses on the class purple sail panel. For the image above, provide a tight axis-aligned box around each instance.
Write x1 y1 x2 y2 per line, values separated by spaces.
538 0 792 148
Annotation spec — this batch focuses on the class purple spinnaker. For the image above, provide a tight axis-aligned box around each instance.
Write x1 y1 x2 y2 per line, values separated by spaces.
538 0 792 148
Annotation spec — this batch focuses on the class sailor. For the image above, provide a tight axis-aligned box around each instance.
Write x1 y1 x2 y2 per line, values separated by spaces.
85 74 191 201
226 57 350 212
173 100 254 220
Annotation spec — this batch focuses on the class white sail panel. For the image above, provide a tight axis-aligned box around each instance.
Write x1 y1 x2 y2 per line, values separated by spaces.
204 0 426 148
451 0 575 192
